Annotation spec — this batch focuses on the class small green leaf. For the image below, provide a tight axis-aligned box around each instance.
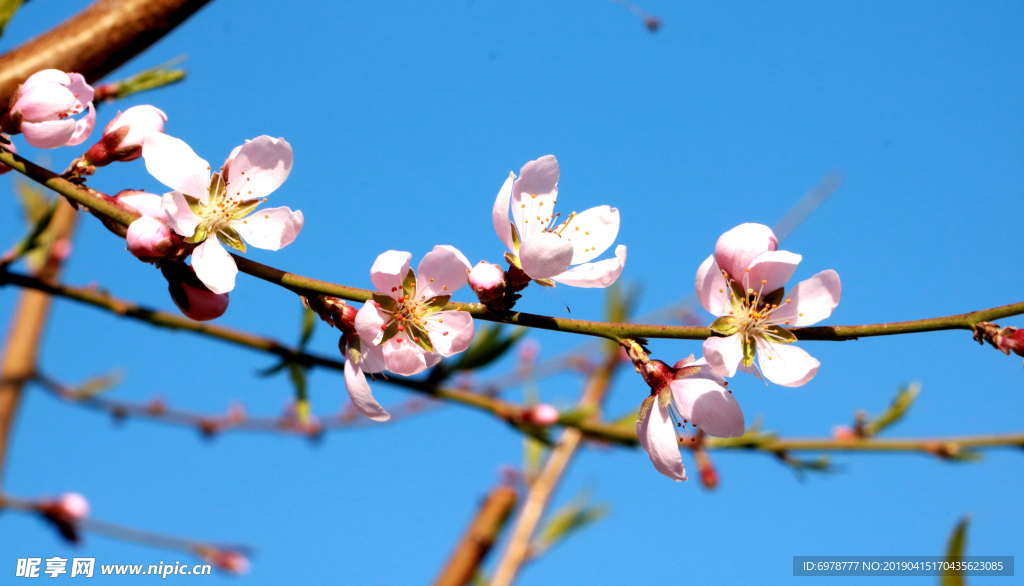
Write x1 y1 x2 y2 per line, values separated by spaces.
533 278 555 287
348 336 363 363
657 388 672 409
74 369 125 398
217 226 247 253
864 383 921 437
637 395 655 423
409 322 435 352
299 307 316 350
510 222 522 255
186 223 208 244
742 336 756 367
402 268 417 299
230 198 260 220
378 320 400 345
420 295 450 314
709 316 738 336
763 325 797 344
504 251 522 269
372 293 397 312
941 516 970 586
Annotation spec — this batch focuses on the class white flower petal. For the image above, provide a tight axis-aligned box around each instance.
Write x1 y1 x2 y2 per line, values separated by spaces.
492 172 515 252
670 378 744 438
226 136 293 200
343 358 391 421
744 250 802 293
416 245 471 299
511 155 559 240
233 206 303 251
755 338 820 387
382 338 429 376
637 400 687 481
518 232 573 280
422 310 474 357
192 236 237 294
143 133 211 199
159 191 201 237
564 205 619 264
703 334 744 378
355 301 387 345
370 250 413 297
695 255 731 316
550 245 626 288
769 270 841 327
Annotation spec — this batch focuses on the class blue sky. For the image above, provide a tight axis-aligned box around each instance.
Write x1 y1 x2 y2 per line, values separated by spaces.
0 0 1021 583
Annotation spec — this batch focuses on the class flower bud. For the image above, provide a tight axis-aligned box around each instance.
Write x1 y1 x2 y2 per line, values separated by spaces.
126 216 177 262
38 492 89 543
469 261 506 306
522 403 559 426
1 69 96 148
162 263 229 321
209 550 250 575
82 105 166 166
55 493 89 521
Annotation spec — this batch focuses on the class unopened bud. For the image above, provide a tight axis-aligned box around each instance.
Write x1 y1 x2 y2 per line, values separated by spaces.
162 263 229 321
83 105 167 166
832 425 856 441
55 493 89 521
469 261 506 306
209 550 250 575
38 492 89 543
695 450 719 490
126 216 178 261
522 403 559 426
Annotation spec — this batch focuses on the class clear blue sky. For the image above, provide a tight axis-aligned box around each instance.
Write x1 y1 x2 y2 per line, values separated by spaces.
0 1 1022 584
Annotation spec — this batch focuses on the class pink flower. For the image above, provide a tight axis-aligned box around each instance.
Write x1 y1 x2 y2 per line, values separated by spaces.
468 261 506 305
695 223 841 387
636 356 744 481
344 246 475 421
523 403 559 426
143 133 302 294
162 264 230 321
126 216 176 261
83 105 166 166
1 69 96 148
492 155 626 287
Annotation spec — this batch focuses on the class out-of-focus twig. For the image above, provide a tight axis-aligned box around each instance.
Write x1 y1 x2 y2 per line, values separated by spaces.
433 483 518 586
93 55 188 103
0 0 26 39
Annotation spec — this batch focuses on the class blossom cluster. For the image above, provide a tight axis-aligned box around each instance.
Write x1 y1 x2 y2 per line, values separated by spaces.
0 67 846 483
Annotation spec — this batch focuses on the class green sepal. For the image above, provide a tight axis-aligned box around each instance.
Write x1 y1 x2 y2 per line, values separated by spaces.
372 293 397 312
742 336 756 367
208 172 226 205
420 295 450 314
729 280 747 311
709 316 738 336
348 336 363 364
674 365 702 380
763 325 797 344
408 322 435 352
657 387 672 410
378 320 400 345
761 286 786 309
186 223 208 244
637 395 656 423
510 222 522 255
504 251 522 269
231 198 261 220
182 193 204 216
402 268 417 299
533 278 556 288
217 226 247 253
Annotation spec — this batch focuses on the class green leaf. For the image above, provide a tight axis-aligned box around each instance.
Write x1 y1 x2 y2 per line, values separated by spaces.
0 0 26 38
420 295 450 314
556 407 595 427
74 369 125 399
863 383 921 437
182 193 204 216
530 489 610 561
763 325 797 344
709 316 738 336
217 226 247 253
95 55 188 103
402 268 417 299
941 516 970 586
288 362 309 425
408 322 435 352
742 336 756 367
4 197 58 265
299 307 316 350
230 198 261 220
378 320 400 345
372 293 397 312
509 420 552 446
510 222 522 255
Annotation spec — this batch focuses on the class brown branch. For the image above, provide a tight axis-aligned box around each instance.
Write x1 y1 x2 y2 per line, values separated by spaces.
0 0 214 109
433 483 518 586
0 200 76 489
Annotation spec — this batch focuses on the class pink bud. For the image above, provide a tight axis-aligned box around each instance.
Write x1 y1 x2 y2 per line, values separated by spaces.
56 493 89 521
126 216 176 261
469 261 506 305
209 550 250 575
83 105 167 166
163 264 229 321
1 69 96 149
524 403 559 426
832 425 855 441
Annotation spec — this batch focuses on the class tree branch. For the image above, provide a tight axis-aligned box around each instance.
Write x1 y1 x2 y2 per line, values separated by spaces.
433 483 518 586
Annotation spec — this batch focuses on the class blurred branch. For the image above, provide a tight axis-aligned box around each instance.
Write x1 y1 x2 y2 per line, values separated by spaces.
0 0 212 110
2 150 1021 344
94 55 188 103
0 199 76 490
433 483 518 586
0 494 249 575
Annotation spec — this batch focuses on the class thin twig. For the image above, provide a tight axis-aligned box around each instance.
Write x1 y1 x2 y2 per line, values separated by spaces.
433 483 518 586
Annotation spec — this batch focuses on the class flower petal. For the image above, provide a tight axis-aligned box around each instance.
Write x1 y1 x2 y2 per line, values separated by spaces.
637 400 687 481
703 334 744 378
511 155 559 240
744 250 802 293
370 250 412 296
20 119 75 149
143 133 211 198
422 310 474 356
355 301 386 345
159 191 201 237
233 206 303 251
226 136 293 200
714 223 778 282
358 338 387 373
416 245 471 299
564 205 619 264
492 172 515 252
192 236 237 294
551 244 626 288
13 83 74 120
65 102 95 146
519 232 574 280
670 378 744 438
382 339 429 376
755 338 820 387
343 358 391 421
695 255 731 316
769 270 841 327
22 69 71 91
66 73 95 111
112 105 167 147
117 192 163 217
